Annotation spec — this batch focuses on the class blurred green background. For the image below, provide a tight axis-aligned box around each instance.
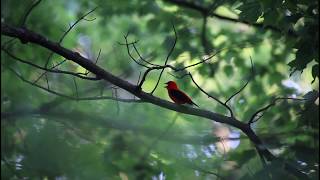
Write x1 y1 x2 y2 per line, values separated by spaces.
1 0 319 179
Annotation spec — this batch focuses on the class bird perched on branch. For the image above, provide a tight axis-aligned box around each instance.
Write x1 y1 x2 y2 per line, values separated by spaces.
165 81 199 107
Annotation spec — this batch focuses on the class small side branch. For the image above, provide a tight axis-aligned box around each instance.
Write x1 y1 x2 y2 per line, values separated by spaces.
150 24 177 94
20 0 42 27
123 33 151 68
188 73 234 117
225 57 254 105
2 48 101 81
132 43 159 67
248 97 307 124
6 65 143 103
58 7 98 44
41 7 98 79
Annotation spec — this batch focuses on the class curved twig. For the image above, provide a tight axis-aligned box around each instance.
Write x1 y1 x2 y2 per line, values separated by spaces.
248 97 307 124
225 57 254 105
123 33 151 68
20 0 42 26
188 73 234 117
2 48 101 81
150 24 177 94
6 65 143 103
39 7 98 83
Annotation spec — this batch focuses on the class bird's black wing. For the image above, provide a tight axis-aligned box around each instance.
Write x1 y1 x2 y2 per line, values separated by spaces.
170 89 188 101
170 89 199 107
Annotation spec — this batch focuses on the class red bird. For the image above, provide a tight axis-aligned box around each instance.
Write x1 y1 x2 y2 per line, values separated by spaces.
165 81 199 107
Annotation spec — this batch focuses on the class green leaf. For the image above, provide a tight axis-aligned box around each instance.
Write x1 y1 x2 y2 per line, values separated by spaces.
289 41 315 71
263 9 280 27
311 64 319 83
238 2 262 23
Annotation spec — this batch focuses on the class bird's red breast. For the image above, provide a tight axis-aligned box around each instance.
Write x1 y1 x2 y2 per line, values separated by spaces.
165 81 198 107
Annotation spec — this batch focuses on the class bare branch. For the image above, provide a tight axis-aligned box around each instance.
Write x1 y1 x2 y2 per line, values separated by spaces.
5 65 143 103
2 48 101 81
83 17 97 21
1 38 17 49
20 0 42 27
123 33 151 68
188 72 234 117
45 72 50 89
150 24 178 94
225 56 254 104
58 7 98 44
84 48 101 75
132 42 159 67
137 71 142 85
248 97 307 124
41 7 98 81
32 59 67 83
73 77 79 99
167 71 190 79
179 46 231 70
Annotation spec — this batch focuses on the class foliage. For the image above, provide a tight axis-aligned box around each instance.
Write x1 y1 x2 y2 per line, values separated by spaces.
1 0 319 179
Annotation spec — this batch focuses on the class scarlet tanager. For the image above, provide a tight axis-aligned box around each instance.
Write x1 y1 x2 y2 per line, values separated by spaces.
165 81 199 107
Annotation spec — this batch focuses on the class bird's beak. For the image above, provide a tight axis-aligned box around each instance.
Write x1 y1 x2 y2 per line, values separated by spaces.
164 82 168 88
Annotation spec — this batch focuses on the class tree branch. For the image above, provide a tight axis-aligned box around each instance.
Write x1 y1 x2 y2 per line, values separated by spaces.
188 72 234 117
2 23 310 179
20 0 42 27
248 97 307 124
38 7 98 84
2 47 101 81
150 24 177 94
225 57 254 105
5 65 142 103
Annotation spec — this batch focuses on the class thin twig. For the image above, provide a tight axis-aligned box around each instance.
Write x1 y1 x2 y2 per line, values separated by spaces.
188 73 234 117
45 73 50 89
132 43 159 67
1 38 17 49
150 24 177 94
6 65 143 103
32 59 67 83
123 33 151 68
58 7 98 45
167 72 190 79
248 97 307 124
2 48 100 81
84 48 101 75
41 7 97 78
225 57 254 105
137 71 142 86
73 77 79 99
20 0 42 26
